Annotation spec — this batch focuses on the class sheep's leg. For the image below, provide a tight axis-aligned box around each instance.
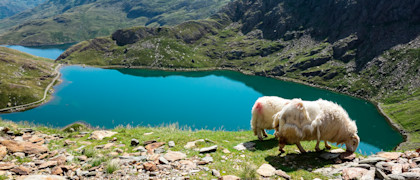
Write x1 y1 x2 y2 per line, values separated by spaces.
278 143 286 154
324 141 331 150
315 140 321 152
257 128 264 141
296 142 307 153
253 128 258 136
262 129 268 138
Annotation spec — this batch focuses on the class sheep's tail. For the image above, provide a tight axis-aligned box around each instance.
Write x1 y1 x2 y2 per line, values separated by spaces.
251 102 263 135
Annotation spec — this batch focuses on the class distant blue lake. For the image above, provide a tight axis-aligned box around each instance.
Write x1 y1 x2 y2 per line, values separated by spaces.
4 44 73 59
0 46 403 155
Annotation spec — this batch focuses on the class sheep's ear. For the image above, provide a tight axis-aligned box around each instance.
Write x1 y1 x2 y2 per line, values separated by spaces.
295 102 304 110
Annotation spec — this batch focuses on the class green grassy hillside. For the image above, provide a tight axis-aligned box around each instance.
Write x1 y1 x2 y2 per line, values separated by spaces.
0 46 56 109
58 0 420 150
0 0 45 19
0 0 231 46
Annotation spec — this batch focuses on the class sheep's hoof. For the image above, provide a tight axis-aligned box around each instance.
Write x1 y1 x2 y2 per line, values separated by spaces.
315 147 321 152
263 134 268 138
278 149 285 155
325 146 332 150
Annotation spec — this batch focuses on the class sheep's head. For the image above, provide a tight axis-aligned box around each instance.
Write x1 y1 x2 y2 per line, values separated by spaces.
345 134 360 153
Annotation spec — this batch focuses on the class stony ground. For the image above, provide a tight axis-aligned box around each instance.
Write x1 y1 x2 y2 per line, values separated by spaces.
0 124 419 180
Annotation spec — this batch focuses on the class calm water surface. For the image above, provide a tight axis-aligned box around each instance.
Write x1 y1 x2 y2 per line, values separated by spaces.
4 44 73 59
0 46 403 155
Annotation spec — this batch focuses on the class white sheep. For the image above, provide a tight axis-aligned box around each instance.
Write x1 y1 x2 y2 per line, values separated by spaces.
274 98 359 153
250 96 289 140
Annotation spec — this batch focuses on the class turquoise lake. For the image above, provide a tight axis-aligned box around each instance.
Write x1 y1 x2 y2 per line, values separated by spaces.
0 46 404 155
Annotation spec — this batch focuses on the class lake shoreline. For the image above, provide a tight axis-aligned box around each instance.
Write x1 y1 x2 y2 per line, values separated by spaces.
0 63 63 114
79 64 408 150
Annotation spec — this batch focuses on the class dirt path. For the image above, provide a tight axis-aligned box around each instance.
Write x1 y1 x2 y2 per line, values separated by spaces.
0 64 62 112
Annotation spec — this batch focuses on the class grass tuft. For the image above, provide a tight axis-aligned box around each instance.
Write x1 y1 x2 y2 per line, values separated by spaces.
105 159 120 174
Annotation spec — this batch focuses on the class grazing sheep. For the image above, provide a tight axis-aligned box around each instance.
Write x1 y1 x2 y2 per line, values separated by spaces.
251 96 290 140
274 98 359 154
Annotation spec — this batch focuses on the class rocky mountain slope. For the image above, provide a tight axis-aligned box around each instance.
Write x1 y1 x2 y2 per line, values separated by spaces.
0 0 231 46
57 0 420 150
0 0 45 19
0 47 56 109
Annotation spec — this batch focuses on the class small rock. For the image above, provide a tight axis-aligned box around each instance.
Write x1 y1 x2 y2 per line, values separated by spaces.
342 167 369 180
77 155 87 161
320 152 340 160
168 141 175 147
378 152 403 160
159 157 169 164
220 175 240 180
145 142 165 153
11 166 31 175
154 147 165 154
375 168 390 180
119 156 146 162
13 152 25 158
257 164 276 177
21 128 33 133
143 140 157 146
400 172 420 180
405 151 419 159
50 155 66 165
0 163 15 170
388 174 405 180
131 139 139 146
180 160 196 169
212 169 221 177
275 169 291 179
109 152 119 156
143 132 154 136
223 149 231 154
233 142 255 151
133 146 147 152
51 166 63 175
23 175 66 180
114 148 123 153
164 151 186 162
143 162 157 171
331 148 346 153
359 157 386 164
66 155 74 162
202 155 214 163
184 139 204 149
360 169 375 180
0 145 6 160
64 140 75 146
200 145 218 153
340 152 356 161
392 164 403 174
103 143 114 149
39 161 57 169
353 164 372 169
89 130 117 140
0 140 48 154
